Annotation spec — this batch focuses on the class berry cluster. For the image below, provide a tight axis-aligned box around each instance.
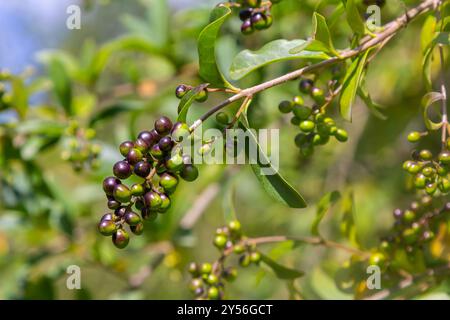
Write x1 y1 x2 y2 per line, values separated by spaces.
175 84 208 102
188 220 261 300
235 0 279 35
61 120 101 171
98 116 199 248
403 134 450 195
279 78 348 157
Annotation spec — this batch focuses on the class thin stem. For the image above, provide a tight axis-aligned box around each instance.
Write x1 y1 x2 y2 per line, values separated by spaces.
439 44 448 148
197 0 438 123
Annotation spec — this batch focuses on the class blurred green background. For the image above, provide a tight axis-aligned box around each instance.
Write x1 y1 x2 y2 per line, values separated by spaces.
0 0 448 299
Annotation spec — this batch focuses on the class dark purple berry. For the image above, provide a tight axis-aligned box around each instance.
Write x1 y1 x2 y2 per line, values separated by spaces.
138 130 158 147
113 161 132 179
150 144 164 160
239 8 253 21
134 161 151 178
241 19 254 35
175 85 189 99
103 176 121 196
134 138 149 154
158 136 174 152
112 228 129 249
126 148 143 165
251 13 267 30
299 79 314 94
154 116 173 136
107 199 120 210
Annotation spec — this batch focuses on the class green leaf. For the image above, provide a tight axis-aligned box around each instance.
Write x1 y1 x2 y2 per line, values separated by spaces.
177 84 209 123
16 120 65 136
311 13 336 55
88 36 160 86
339 49 372 121
230 39 329 80
344 0 365 35
311 191 341 237
435 32 450 45
48 59 73 115
198 5 235 89
421 16 437 91
10 76 29 119
260 253 304 280
421 92 444 131
89 101 144 126
357 84 387 120
340 191 358 246
239 114 307 208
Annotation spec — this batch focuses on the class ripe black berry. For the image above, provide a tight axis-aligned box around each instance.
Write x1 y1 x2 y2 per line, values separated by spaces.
134 161 151 178
175 84 189 99
154 116 173 136
126 148 143 165
158 136 174 152
103 176 121 196
180 164 199 181
239 8 253 21
299 79 314 94
113 161 132 179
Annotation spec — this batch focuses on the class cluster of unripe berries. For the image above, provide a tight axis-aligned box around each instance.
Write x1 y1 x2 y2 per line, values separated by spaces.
188 220 262 300
234 0 281 35
98 116 199 248
403 134 450 195
371 197 450 268
61 120 101 172
279 78 348 157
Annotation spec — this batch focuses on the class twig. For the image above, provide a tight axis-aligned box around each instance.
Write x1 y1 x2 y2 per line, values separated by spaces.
197 0 438 123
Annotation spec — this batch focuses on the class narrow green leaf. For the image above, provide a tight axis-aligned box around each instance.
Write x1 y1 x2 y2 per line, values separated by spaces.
89 101 144 126
311 191 341 237
198 5 235 89
49 59 73 115
421 16 437 91
421 92 444 131
344 0 365 35
260 253 304 280
16 120 65 136
357 84 387 120
435 32 450 45
239 115 307 208
177 84 209 123
340 191 358 246
339 49 372 121
231 39 329 80
312 13 336 54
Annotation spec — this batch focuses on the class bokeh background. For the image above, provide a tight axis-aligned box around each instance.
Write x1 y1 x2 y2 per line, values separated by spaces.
0 0 448 299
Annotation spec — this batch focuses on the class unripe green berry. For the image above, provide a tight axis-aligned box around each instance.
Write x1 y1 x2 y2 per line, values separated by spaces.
130 183 145 196
228 220 241 233
159 173 179 190
165 153 184 172
249 251 261 264
215 112 230 125
233 244 245 254
206 274 219 285
290 117 301 126
403 209 416 223
171 122 190 142
200 263 212 275
113 184 132 203
278 100 293 114
158 193 171 213
419 149 433 160
292 95 304 106
407 131 421 143
239 254 251 267
119 141 134 157
311 87 325 105
414 173 427 189
98 219 117 236
195 89 208 103
438 151 450 164
369 252 386 268
144 191 162 209
299 120 315 133
223 267 238 282
335 129 348 142
213 235 228 249
425 182 437 195
180 164 199 182
207 286 219 300
293 105 311 120
125 211 141 226
439 178 450 193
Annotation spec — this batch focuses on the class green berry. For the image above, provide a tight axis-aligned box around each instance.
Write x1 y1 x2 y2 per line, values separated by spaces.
311 87 325 105
130 183 145 196
292 95 304 105
228 220 242 233
189 278 203 292
249 251 261 264
403 209 416 223
215 112 230 124
239 254 251 267
241 19 254 35
419 149 433 160
159 173 179 190
335 129 348 142
200 263 212 274
119 141 134 157
278 100 293 114
158 193 171 213
299 120 315 133
414 173 427 189
213 235 228 249
251 13 267 30
369 252 386 268
98 219 117 236
112 229 130 249
407 162 422 174
438 151 450 164
407 131 421 143
299 79 314 94
293 105 312 120
439 178 450 193
188 262 199 276
113 184 132 203
207 286 219 300
294 133 307 148
195 89 208 103
425 182 437 195
290 117 301 126
166 153 184 172
233 244 245 254
171 122 190 142
144 191 162 209
125 211 141 226
206 274 219 285
180 164 199 182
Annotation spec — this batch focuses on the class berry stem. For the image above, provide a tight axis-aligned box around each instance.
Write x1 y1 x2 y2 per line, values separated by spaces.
197 0 438 123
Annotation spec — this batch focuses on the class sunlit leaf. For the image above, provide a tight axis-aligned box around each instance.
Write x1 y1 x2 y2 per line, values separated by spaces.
311 191 341 237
